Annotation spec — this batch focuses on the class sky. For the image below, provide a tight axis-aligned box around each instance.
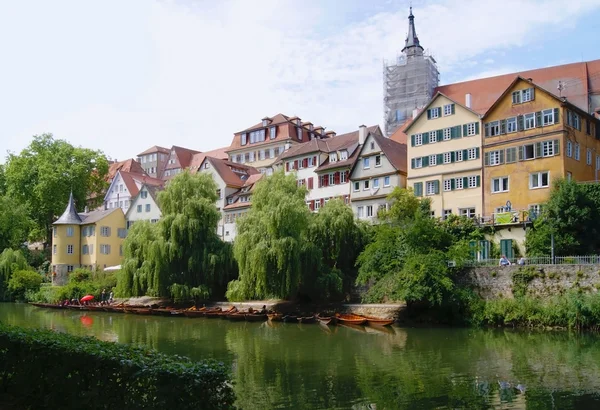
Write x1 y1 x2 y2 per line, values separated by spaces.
1 0 600 163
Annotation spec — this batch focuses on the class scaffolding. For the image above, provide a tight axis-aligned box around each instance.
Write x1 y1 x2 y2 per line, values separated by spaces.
383 52 439 137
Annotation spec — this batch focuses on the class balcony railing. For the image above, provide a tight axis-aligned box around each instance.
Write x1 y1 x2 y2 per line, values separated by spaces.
464 255 600 267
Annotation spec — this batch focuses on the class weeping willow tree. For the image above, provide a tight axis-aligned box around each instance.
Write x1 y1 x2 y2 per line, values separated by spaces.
0 248 30 300
117 171 236 299
227 171 309 301
302 199 369 300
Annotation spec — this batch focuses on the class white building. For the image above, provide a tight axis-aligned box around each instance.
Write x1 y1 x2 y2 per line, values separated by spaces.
103 171 164 213
222 174 262 241
125 184 162 229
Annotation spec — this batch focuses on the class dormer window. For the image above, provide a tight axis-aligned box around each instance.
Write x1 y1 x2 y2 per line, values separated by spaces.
262 120 268 127
270 126 277 139
297 127 303 141
340 150 348 160
297 119 302 126
329 153 338 163
227 198 233 205
241 133 247 145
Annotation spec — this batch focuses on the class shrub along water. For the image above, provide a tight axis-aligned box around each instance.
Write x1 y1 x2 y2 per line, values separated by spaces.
0 324 235 410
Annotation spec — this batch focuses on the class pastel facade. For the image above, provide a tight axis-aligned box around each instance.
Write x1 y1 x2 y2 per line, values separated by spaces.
104 171 164 213
137 146 170 179
52 193 126 284
222 174 262 242
406 93 483 219
125 184 162 229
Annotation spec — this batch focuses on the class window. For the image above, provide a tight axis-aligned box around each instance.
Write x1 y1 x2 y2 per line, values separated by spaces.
118 228 127 238
270 127 276 139
100 226 110 237
573 113 581 130
492 177 509 193
364 180 370 190
298 158 304 169
413 182 423 197
414 134 423 146
542 109 555 125
370 141 375 150
512 88 534 104
328 173 335 185
67 265 74 273
455 177 464 190
67 245 73 254
137 205 142 213
443 104 454 116
443 152 452 164
512 90 522 104
353 182 360 192
429 131 437 144
444 179 452 191
100 244 111 255
587 148 593 165
506 147 517 163
567 171 572 181
468 176 478 188
241 133 247 145
575 143 580 161
529 204 542 218
542 140 555 157
425 180 438 196
340 172 347 183
506 117 517 133
375 155 381 167
524 113 535 130
530 171 550 189
414 157 423 168
567 140 573 157
443 209 452 220
66 227 74 237
315 200 321 211
82 245 89 255
340 150 348 160
467 123 477 136
297 127 302 141
357 206 364 218
489 150 502 166
373 178 380 188
455 150 463 162
443 128 451 140
487 121 500 137
429 154 437 166
363 157 370 169
384 176 390 187
467 148 477 160
329 153 338 163
523 144 535 160
366 206 373 217
53 245 56 255
460 208 476 218
53 227 57 238
428 107 441 119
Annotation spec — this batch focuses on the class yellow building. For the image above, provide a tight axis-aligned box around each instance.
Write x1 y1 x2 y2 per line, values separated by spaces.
406 92 483 219
482 77 600 219
51 193 126 285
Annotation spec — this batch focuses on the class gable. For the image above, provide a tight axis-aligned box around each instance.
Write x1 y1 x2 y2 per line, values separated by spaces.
104 172 123 201
484 78 561 121
406 94 479 135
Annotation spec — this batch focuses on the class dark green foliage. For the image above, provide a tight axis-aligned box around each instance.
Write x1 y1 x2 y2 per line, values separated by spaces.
0 249 30 301
0 324 235 409
7 270 42 301
28 268 117 303
526 179 600 256
511 266 542 298
0 195 33 251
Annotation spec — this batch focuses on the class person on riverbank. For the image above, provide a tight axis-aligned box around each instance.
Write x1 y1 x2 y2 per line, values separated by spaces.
499 255 511 266
108 291 114 304
101 289 107 304
259 305 267 314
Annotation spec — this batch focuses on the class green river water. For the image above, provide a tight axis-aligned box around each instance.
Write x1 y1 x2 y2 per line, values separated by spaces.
2 304 600 409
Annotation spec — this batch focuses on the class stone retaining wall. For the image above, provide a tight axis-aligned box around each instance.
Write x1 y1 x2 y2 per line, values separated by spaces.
458 265 600 299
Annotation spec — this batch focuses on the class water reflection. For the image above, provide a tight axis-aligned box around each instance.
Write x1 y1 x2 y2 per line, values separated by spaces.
2 304 600 409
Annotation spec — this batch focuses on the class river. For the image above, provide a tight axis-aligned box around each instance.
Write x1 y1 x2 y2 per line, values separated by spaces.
2 304 600 409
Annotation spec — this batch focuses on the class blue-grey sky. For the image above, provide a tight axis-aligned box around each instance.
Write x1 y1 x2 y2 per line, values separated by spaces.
1 0 599 163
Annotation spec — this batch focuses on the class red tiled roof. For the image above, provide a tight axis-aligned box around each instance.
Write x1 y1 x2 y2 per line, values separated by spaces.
108 159 145 180
164 145 201 172
436 59 600 114
137 145 170 156
371 134 407 173
207 157 259 188
389 119 412 145
189 146 230 172
120 171 164 198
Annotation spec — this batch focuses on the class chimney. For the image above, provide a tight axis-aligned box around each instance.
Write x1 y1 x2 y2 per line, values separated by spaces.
465 93 472 109
412 108 419 119
358 125 367 145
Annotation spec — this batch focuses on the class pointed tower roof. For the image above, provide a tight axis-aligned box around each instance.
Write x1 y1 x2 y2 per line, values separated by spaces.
54 192 82 225
401 7 423 53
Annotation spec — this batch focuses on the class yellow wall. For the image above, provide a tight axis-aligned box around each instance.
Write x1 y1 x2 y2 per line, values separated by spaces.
94 209 126 270
80 225 96 267
52 225 80 266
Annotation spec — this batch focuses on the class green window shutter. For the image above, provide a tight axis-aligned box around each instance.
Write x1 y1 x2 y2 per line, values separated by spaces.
411 158 415 169
469 241 477 259
457 125 462 138
451 104 456 114
463 149 468 159
484 123 490 137
451 127 457 139
476 147 480 159
517 115 524 131
476 175 481 187
484 152 490 166
451 178 456 190
500 239 513 259
554 108 560 124
463 124 468 136
414 182 423 197
535 142 542 158
536 111 542 127
411 135 415 147
500 119 506 134
554 139 560 156
423 156 429 167
499 149 505 164
475 122 480 135
423 135 429 145
437 129 443 141
518 145 524 161
437 153 443 164
450 151 455 162
427 109 432 120
463 177 468 187
434 180 440 194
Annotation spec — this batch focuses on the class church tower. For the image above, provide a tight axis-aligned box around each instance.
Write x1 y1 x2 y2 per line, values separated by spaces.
384 7 439 137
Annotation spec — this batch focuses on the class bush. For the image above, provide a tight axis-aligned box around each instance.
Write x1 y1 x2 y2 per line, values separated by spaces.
7 269 43 301
0 324 236 410
26 269 117 303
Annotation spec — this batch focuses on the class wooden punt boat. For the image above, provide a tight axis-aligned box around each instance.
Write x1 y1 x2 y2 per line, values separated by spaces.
183 310 206 318
227 312 246 321
150 308 175 316
267 313 283 322
245 314 267 322
31 303 63 309
132 308 152 315
282 315 298 323
365 317 395 327
297 316 316 324
316 315 337 326
67 305 86 310
86 305 104 311
335 313 367 326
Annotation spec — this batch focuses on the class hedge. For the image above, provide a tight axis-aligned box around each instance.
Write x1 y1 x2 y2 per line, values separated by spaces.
0 324 235 409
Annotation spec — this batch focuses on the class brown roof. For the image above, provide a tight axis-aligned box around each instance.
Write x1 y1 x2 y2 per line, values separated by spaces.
372 134 407 173
108 159 145 180
316 145 362 173
206 157 259 188
137 145 170 156
389 119 412 145
79 207 123 225
239 113 290 133
164 145 201 172
119 171 164 198
224 201 252 211
223 174 263 210
189 146 230 172
436 59 600 114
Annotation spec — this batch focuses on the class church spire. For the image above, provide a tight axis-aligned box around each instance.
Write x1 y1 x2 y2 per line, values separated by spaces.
402 7 424 54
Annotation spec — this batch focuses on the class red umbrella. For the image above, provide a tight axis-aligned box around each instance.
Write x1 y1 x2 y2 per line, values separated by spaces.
80 295 94 302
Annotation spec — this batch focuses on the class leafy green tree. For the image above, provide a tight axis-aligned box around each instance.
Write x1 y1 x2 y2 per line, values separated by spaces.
117 172 235 298
526 179 600 256
4 134 109 244
0 164 5 195
227 171 309 301
0 248 30 300
0 195 33 251
8 269 43 301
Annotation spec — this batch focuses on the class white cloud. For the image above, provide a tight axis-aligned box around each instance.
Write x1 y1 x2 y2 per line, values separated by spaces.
1 0 599 162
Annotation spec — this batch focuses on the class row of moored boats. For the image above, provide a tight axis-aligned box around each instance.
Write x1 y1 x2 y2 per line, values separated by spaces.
30 303 396 327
